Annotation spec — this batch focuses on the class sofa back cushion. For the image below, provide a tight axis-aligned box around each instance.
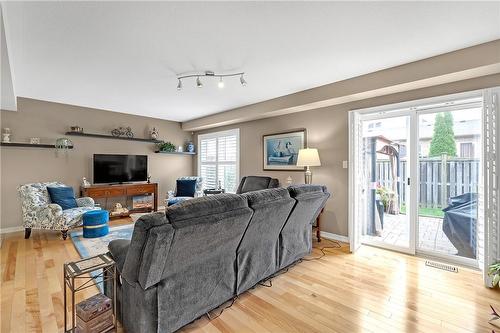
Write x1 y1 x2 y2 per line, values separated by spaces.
18 181 66 208
279 185 330 269
159 194 253 332
236 176 279 194
236 188 295 294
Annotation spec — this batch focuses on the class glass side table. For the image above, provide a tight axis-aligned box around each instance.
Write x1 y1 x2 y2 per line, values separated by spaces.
63 253 117 332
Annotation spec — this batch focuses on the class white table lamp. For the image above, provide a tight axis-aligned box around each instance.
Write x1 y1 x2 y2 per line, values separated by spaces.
297 148 321 184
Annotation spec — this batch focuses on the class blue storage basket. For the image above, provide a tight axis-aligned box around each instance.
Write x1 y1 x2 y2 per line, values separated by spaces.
83 210 109 238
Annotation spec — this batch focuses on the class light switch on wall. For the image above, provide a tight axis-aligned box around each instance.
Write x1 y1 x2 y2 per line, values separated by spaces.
342 160 348 169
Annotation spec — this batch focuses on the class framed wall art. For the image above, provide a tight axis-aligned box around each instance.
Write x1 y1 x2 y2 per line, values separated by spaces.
263 129 306 171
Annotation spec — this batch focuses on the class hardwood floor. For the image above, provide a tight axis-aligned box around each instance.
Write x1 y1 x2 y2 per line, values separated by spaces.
1 220 499 333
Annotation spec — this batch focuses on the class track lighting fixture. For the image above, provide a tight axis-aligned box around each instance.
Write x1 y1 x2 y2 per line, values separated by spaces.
176 71 246 90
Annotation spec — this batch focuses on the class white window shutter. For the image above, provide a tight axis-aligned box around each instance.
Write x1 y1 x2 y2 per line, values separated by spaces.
482 87 500 287
198 129 239 193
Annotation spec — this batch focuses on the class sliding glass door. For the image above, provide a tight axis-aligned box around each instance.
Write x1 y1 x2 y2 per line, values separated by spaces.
350 91 487 267
359 115 413 253
417 103 482 264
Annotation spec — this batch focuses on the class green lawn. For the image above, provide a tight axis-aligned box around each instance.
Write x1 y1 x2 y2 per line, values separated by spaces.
399 204 444 218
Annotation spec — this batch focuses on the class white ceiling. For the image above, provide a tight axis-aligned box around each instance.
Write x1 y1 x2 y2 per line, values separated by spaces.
2 2 500 122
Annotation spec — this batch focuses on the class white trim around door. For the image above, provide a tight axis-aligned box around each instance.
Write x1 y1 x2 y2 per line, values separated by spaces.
349 88 499 285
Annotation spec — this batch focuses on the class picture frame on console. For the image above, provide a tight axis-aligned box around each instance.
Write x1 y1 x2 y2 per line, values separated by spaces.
263 128 307 171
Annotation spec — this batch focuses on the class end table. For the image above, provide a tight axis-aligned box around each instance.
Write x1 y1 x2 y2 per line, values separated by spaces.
315 208 324 242
63 253 117 332
203 188 225 196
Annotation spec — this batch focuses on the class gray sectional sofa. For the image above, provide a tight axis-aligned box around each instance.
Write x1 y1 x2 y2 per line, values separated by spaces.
106 184 330 333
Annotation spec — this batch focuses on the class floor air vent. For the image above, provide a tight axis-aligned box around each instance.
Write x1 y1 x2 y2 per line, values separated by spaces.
425 260 459 273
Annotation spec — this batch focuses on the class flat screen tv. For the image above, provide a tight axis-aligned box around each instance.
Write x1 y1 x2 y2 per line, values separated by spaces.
93 154 148 184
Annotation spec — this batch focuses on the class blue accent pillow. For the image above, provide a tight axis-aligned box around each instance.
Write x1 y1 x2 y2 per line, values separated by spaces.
46 186 78 210
176 179 197 197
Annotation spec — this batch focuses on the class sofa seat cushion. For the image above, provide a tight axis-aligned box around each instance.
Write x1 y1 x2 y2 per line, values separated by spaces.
60 207 101 229
108 239 131 272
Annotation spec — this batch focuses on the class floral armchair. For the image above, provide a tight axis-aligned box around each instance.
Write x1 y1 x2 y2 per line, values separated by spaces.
18 182 101 240
166 176 203 206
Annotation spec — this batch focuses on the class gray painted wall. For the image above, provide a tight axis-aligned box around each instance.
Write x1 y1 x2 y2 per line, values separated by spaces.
0 98 193 232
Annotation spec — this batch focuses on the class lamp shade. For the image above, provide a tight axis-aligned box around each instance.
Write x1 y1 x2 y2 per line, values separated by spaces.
296 148 321 167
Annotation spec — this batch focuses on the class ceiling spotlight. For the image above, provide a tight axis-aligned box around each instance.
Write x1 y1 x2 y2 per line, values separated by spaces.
177 79 182 90
196 76 203 88
240 74 247 86
218 77 225 89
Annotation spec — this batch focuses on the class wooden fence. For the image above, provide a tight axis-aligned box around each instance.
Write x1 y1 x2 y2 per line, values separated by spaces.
376 157 480 209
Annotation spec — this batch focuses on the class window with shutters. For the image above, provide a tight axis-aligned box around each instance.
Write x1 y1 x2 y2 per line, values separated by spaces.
198 129 240 193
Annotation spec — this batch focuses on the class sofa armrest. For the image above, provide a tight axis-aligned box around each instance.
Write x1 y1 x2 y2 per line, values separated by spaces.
119 212 174 289
76 196 95 208
108 239 131 273
22 203 63 228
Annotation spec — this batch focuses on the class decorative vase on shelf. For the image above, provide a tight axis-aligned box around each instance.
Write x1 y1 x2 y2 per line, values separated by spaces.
150 127 159 140
55 137 73 150
186 141 195 153
2 128 11 143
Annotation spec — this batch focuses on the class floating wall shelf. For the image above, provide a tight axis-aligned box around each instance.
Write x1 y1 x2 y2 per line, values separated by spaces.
65 131 162 143
0 142 74 149
155 151 196 156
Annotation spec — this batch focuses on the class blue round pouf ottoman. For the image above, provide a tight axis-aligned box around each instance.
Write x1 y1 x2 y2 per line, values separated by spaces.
83 210 109 238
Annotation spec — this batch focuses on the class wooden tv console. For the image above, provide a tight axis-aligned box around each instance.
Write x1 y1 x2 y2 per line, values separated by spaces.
81 183 158 218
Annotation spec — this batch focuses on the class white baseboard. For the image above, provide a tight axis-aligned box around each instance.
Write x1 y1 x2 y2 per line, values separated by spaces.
320 231 349 243
0 226 24 235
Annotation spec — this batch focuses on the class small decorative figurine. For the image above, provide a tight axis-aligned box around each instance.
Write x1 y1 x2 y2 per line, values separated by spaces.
2 128 11 143
147 175 151 184
177 145 183 152
186 141 195 153
150 127 159 140
82 177 91 188
111 203 129 216
111 127 133 138
30 137 40 145
286 176 293 185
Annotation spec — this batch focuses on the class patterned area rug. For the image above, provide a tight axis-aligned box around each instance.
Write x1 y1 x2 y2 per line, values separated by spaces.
70 224 134 291
70 224 134 257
